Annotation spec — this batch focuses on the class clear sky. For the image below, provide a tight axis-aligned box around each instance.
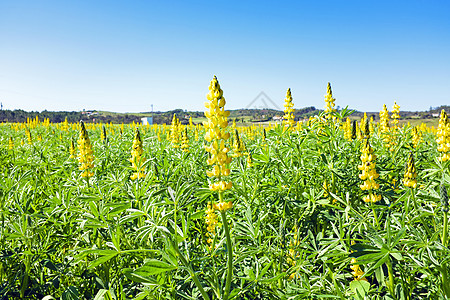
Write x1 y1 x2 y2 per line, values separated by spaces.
1 0 449 113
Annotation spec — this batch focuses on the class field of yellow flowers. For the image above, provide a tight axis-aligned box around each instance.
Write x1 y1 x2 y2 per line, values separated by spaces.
1 76 450 299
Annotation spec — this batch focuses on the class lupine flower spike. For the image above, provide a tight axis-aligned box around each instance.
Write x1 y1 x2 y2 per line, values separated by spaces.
351 120 357 140
181 127 189 153
205 203 218 249
203 76 233 254
283 88 295 128
412 126 421 148
324 82 336 119
358 139 381 203
69 139 76 159
391 102 400 128
246 152 253 168
77 121 95 178
232 130 245 157
171 114 180 148
350 257 367 281
101 125 107 142
436 110 450 161
130 128 146 180
26 128 32 145
203 75 233 194
403 152 417 188
344 118 352 140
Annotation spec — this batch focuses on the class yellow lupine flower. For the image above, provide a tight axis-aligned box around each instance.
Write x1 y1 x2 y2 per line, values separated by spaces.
358 139 381 203
213 201 233 212
246 152 253 168
25 128 32 145
369 116 375 134
180 127 189 153
100 125 107 141
361 113 370 138
204 203 219 248
171 114 181 148
391 101 400 128
283 88 295 127
77 121 94 178
412 126 421 148
129 128 146 180
350 258 367 281
8 137 14 150
344 117 352 140
379 104 395 151
232 129 245 157
62 117 69 131
379 104 390 134
203 76 232 192
69 140 76 159
324 82 336 119
403 153 417 188
436 110 450 162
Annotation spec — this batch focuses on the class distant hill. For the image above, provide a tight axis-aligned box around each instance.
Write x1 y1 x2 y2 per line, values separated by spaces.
0 105 448 124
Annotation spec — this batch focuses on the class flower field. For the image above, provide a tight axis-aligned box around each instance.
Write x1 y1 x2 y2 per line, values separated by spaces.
1 77 450 299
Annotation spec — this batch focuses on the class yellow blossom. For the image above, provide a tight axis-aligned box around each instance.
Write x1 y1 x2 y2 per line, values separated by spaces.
391 102 400 128
180 127 189 153
246 152 253 168
232 130 245 157
203 76 232 192
69 140 76 159
324 82 336 119
77 121 95 178
129 128 146 180
344 118 352 140
283 88 295 127
358 139 381 203
403 153 417 188
171 114 181 148
436 110 450 161
205 203 219 248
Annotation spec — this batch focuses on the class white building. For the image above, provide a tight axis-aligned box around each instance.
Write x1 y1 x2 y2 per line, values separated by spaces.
141 117 153 125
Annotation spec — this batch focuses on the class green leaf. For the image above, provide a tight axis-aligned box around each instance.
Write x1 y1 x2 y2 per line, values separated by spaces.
259 272 286 283
61 286 79 300
390 251 403 261
350 280 370 299
134 259 177 276
191 209 205 220
123 268 159 284
93 289 113 300
89 253 118 269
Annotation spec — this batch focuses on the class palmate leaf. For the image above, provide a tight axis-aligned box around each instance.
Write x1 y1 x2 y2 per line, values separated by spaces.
123 259 176 283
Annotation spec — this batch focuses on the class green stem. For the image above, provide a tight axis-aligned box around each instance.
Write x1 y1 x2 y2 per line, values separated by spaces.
441 210 450 298
410 188 432 236
220 205 233 300
20 255 31 299
386 258 397 300
371 202 380 229
172 240 210 300
443 210 448 246
410 187 418 211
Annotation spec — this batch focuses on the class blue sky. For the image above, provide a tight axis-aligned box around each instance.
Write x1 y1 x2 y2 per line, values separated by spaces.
1 0 449 113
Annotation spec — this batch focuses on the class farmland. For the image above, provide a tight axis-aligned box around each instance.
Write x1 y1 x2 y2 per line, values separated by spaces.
1 78 450 300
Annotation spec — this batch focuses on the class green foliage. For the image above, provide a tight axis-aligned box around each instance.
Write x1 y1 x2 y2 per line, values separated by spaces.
0 118 449 299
